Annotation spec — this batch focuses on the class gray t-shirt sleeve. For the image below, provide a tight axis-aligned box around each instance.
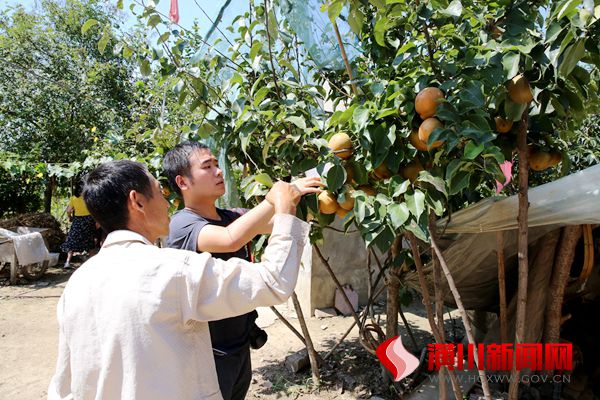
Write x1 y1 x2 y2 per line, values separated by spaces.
166 209 209 252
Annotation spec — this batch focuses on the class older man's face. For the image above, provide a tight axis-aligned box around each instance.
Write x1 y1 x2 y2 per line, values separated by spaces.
145 176 171 240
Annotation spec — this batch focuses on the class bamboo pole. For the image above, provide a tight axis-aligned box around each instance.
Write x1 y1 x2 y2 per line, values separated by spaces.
332 21 358 96
428 216 492 400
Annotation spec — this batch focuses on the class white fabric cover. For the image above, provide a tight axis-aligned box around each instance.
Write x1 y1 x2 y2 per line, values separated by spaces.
439 164 600 234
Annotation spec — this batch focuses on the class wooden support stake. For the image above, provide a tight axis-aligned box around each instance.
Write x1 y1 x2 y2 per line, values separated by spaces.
429 216 492 400
407 232 464 400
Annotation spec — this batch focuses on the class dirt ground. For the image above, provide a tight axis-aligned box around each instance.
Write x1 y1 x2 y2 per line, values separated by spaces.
0 262 464 400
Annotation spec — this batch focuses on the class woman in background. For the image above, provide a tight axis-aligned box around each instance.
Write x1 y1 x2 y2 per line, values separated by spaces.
61 180 95 269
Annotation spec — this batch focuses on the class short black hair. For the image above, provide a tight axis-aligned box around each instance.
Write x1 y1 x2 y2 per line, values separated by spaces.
162 141 209 196
83 160 154 233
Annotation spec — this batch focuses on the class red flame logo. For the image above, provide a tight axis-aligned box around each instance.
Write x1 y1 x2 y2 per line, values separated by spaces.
376 336 419 381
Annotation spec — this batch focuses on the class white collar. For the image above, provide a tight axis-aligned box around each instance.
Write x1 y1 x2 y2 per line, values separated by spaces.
102 230 154 248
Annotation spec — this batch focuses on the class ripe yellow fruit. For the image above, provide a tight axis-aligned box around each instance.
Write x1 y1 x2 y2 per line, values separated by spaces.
415 87 445 119
549 152 562 167
318 191 339 214
338 190 355 211
418 118 444 149
529 151 553 171
162 187 171 198
373 163 392 180
507 75 533 104
328 132 353 159
400 161 424 182
495 117 513 133
409 129 429 151
172 198 181 209
358 185 377 196
336 208 350 219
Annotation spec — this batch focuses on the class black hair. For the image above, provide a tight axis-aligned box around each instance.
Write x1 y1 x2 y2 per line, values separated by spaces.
73 180 84 197
82 160 154 233
162 141 209 196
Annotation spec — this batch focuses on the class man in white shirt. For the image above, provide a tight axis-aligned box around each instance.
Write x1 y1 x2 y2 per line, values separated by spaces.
48 160 312 400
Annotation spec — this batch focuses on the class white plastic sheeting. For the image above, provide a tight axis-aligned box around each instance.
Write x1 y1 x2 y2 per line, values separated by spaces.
439 164 600 234
404 165 600 311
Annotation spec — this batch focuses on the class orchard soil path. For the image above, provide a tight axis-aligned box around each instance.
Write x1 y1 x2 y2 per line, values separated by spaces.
0 263 465 400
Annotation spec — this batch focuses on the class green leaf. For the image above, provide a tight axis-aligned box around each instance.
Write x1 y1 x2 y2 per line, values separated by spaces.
418 172 447 198
255 173 274 188
267 9 279 41
559 40 585 77
147 14 162 28
502 52 520 81
325 164 346 192
388 203 410 229
253 87 270 107
445 159 462 181
369 0 386 8
250 41 262 60
117 0 123 9
353 106 370 131
348 8 365 35
406 190 426 220
391 178 410 197
98 31 110 54
439 0 462 17
374 15 393 47
449 171 471 195
123 45 134 58
328 0 344 22
556 0 581 20
158 31 170 44
140 59 151 76
464 141 485 160
285 116 307 130
81 19 98 34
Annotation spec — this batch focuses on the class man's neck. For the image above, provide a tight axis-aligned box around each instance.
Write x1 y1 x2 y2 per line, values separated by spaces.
183 197 220 220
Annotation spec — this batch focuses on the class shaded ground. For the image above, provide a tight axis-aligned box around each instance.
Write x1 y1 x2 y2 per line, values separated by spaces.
0 262 465 400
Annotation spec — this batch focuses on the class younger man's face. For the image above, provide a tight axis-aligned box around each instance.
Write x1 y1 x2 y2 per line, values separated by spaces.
182 149 225 199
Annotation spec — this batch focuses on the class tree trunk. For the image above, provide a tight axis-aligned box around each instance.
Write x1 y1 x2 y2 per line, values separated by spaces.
543 225 582 344
291 293 320 384
509 109 530 400
43 175 56 213
406 232 464 400
430 213 447 400
386 236 404 339
428 217 492 400
524 230 561 344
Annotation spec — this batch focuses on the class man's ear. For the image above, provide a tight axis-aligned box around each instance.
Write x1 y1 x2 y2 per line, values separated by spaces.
128 190 144 212
175 175 187 192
